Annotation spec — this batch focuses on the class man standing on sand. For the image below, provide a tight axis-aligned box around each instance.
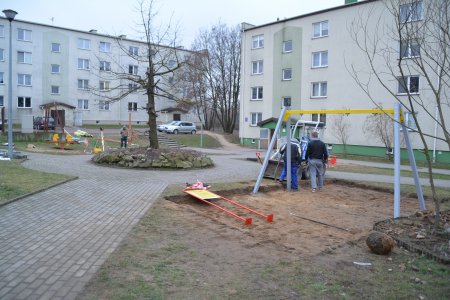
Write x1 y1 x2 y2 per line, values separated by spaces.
305 131 328 192
278 140 302 191
120 126 128 148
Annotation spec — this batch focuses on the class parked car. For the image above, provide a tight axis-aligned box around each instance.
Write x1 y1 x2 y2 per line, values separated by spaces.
163 121 196 134
33 117 56 130
157 121 178 132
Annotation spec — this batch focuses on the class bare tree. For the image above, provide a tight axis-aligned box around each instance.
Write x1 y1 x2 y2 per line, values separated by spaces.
364 112 395 160
90 0 186 149
348 0 450 227
190 23 241 133
330 114 351 157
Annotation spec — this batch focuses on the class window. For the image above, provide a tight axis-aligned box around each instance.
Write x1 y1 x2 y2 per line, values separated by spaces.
51 85 60 94
0 49 4 61
128 83 138 92
18 74 32 86
17 51 32 64
252 34 264 49
78 58 90 70
312 51 328 68
250 113 262 126
251 87 263 100
404 111 418 130
312 113 327 125
78 79 89 90
128 102 138 111
77 38 91 50
17 29 32 41
283 40 292 53
0 96 3 106
129 65 138 75
129 46 139 56
400 1 423 23
312 21 328 38
17 96 32 108
0 72 3 84
0 25 4 37
78 99 89 110
397 76 419 94
99 100 110 110
252 60 263 75
51 43 61 52
100 61 111 71
282 69 292 81
99 41 111 52
400 40 420 58
51 64 61 73
99 81 110 91
311 82 327 98
282 97 291 107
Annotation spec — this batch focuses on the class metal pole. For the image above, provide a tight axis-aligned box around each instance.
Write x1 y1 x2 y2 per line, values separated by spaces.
286 118 292 191
7 18 13 159
200 123 203 148
393 102 401 218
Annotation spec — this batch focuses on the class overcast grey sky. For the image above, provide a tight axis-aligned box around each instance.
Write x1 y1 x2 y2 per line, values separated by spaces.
2 0 344 47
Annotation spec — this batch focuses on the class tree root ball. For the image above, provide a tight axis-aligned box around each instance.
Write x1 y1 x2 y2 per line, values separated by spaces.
366 232 395 255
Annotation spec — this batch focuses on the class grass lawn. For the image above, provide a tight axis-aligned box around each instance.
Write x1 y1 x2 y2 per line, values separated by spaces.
0 160 75 206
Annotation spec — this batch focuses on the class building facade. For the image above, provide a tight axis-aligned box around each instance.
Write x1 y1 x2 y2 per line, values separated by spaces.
0 16 197 128
239 0 450 162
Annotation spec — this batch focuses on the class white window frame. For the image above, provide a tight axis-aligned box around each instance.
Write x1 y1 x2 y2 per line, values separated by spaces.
252 34 264 49
252 60 263 75
312 21 328 38
0 49 4 61
129 46 139 56
397 76 420 95
250 112 262 126
312 51 328 68
312 113 327 125
99 41 111 53
77 38 91 50
51 64 61 73
17 96 32 108
78 58 90 70
77 99 89 110
404 111 418 131
311 81 327 98
400 40 420 58
128 83 138 92
251 86 263 100
99 100 110 111
17 28 32 41
0 25 4 38
0 72 3 84
17 74 32 86
282 68 292 81
99 81 110 91
400 1 423 23
0 95 4 107
78 79 89 90
128 102 138 111
51 43 61 53
51 85 60 94
129 65 139 75
100 61 111 71
17 51 32 64
283 40 292 53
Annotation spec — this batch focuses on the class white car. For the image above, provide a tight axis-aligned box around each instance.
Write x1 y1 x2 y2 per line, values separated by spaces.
163 121 196 134
157 121 177 132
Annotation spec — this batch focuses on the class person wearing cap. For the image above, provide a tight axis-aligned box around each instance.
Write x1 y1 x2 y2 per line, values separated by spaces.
305 131 328 192
120 126 129 148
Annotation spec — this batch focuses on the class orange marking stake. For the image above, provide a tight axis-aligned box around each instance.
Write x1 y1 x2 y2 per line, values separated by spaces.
183 188 274 225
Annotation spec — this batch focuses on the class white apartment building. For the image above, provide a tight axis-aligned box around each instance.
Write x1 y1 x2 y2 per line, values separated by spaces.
240 0 449 163
0 16 197 128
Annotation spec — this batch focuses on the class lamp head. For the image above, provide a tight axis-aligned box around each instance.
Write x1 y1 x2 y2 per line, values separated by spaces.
3 9 18 21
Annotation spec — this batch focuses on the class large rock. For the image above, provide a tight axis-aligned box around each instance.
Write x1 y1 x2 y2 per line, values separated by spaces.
366 232 395 255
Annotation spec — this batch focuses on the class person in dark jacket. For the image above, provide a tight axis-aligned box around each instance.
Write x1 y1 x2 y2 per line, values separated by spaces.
278 140 302 191
305 131 328 192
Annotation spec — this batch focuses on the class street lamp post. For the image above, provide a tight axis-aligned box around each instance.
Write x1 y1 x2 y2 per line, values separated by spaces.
3 9 18 159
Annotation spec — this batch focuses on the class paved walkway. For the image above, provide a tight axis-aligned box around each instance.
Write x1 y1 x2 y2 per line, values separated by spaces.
0 147 260 300
0 140 448 299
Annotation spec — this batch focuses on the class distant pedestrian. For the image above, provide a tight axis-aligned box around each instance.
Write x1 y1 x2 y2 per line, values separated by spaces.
120 126 128 148
278 140 302 191
305 131 328 192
